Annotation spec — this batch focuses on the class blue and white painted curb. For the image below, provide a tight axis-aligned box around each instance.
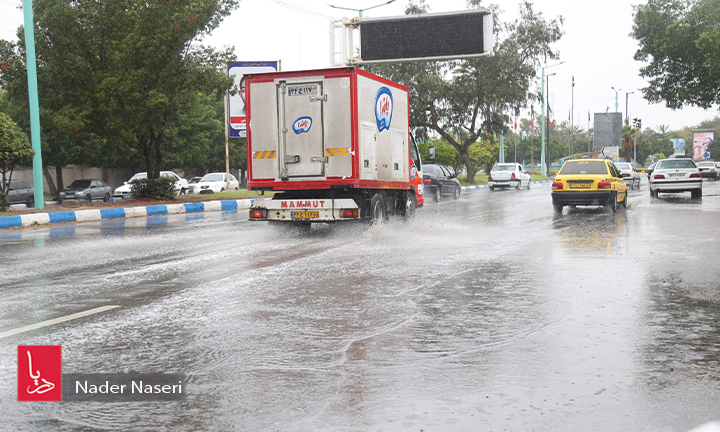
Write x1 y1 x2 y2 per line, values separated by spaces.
0 199 268 230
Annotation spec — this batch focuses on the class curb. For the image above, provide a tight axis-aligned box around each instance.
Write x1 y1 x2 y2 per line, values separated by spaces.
0 198 266 230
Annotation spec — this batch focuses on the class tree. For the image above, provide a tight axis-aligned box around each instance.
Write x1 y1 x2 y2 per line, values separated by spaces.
632 0 720 110
375 1 563 184
0 112 34 210
0 0 238 180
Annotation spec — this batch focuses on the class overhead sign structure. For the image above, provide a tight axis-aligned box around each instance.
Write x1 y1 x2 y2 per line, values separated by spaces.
331 10 493 66
228 61 279 138
593 113 622 149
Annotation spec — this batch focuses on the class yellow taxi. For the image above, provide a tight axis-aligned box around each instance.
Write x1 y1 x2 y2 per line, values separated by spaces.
551 159 628 213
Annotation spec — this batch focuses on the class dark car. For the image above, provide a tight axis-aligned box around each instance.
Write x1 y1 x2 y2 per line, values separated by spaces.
646 162 657 178
58 179 113 203
2 179 35 207
422 164 461 202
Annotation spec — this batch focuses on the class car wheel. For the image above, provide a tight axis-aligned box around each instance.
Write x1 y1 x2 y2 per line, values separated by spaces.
434 186 441 202
515 181 521 190
691 189 702 199
26 196 34 208
621 192 627 209
370 193 387 223
527 179 531 190
103 193 110 202
221 188 225 192
553 201 563 214
489 186 495 191
180 188 186 195
234 187 239 190
650 188 657 198
86 194 92 202
606 193 617 213
454 186 460 200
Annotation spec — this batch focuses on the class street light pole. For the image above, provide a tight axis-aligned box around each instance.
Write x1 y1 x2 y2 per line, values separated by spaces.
625 91 634 126
329 0 396 17
611 86 621 113
540 61 564 177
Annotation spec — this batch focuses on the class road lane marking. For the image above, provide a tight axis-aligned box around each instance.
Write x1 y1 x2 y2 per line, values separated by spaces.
0 305 120 339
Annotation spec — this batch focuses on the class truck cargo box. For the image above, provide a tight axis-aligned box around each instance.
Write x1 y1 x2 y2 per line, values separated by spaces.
246 67 423 223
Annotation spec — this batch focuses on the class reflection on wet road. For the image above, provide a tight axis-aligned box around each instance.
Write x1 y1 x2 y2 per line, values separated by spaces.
2 179 720 431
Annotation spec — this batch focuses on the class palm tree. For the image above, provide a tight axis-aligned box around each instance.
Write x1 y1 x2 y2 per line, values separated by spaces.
622 126 640 162
656 124 670 139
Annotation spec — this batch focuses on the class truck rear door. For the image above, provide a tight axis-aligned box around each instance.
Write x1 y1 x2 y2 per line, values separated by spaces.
277 81 325 178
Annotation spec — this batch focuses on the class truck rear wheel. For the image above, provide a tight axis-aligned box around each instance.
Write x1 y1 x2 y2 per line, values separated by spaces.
370 193 387 223
404 193 417 218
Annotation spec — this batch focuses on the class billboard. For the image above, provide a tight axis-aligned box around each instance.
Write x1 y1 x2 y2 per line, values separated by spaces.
693 132 715 160
671 138 685 157
228 61 279 138
592 113 622 149
358 10 493 64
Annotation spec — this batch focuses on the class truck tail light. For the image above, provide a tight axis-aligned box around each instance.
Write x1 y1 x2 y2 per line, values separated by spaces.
653 174 666 179
342 209 358 218
690 173 701 178
552 182 563 190
249 209 267 219
598 181 611 189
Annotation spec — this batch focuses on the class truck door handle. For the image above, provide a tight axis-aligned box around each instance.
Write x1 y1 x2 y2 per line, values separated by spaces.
311 157 328 163
309 95 327 102
285 155 300 163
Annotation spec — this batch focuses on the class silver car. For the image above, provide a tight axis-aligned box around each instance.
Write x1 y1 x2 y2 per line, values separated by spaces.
614 162 642 190
58 179 113 203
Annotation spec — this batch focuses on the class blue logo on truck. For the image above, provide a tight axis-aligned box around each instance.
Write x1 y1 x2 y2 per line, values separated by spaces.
292 116 312 134
375 87 393 132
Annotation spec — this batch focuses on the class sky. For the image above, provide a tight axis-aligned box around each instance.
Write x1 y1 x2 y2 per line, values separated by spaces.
1 0 718 132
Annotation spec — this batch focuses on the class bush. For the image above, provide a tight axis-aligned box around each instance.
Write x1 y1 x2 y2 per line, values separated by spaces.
130 177 177 200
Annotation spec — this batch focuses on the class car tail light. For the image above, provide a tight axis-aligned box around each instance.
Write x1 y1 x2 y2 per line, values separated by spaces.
342 209 358 218
552 182 563 190
690 173 701 178
511 172 516 179
598 181 611 189
249 209 266 219
653 174 665 179
423 178 432 184
622 173 630 177
488 173 493 180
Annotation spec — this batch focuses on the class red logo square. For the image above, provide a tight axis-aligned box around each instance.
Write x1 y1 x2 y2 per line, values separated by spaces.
17 345 62 402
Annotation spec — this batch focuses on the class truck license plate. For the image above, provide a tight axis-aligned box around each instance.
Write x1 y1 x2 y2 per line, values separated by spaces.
292 211 319 219
569 183 591 188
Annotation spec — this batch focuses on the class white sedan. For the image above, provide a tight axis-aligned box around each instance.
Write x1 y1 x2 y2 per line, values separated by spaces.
188 172 240 194
113 171 189 199
648 158 702 199
614 162 642 190
488 163 532 190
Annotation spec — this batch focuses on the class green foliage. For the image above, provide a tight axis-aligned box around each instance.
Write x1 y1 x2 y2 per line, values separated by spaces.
130 177 177 200
654 152 666 159
632 0 720 109
468 136 501 175
0 112 34 210
417 139 458 168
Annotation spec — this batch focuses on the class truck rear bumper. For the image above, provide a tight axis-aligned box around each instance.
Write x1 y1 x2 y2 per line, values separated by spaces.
249 198 360 222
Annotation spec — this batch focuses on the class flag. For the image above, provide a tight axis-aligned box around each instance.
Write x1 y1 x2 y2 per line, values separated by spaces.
532 117 535 130
588 110 590 122
548 106 554 128
514 116 518 131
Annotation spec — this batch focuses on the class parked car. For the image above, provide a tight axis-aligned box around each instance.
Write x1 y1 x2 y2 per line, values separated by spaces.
614 162 642 190
696 161 719 180
187 172 240 194
551 159 628 213
113 171 189 199
422 164 461 201
58 179 112 203
488 163 532 190
648 158 702 199
2 179 35 207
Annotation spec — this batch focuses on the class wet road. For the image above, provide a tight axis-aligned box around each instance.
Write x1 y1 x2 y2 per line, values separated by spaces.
2 178 720 431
